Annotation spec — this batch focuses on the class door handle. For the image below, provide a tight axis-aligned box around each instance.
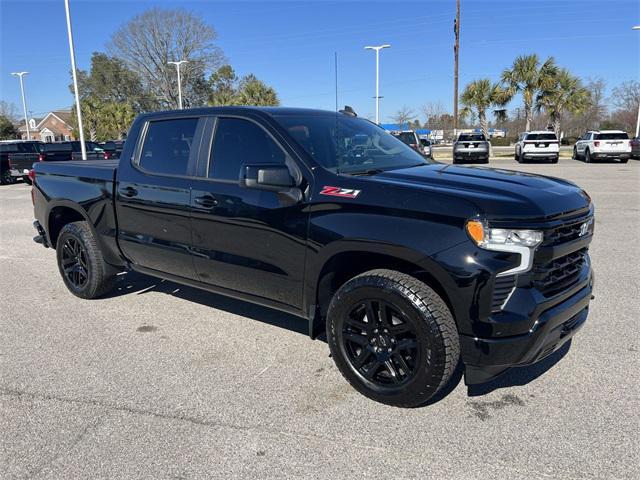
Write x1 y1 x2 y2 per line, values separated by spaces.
119 185 138 198
193 194 218 208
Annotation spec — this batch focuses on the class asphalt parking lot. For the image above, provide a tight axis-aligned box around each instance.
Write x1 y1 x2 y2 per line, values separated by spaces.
1 157 639 479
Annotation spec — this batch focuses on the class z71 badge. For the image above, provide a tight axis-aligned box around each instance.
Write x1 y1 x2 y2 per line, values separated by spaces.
320 186 361 198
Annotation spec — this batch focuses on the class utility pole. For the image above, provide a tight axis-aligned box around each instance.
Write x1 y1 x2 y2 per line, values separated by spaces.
634 26 640 138
453 0 461 137
64 0 86 160
364 45 391 124
168 60 188 109
11 72 30 140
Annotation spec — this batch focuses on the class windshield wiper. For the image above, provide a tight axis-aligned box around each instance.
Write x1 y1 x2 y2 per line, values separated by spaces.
344 168 385 176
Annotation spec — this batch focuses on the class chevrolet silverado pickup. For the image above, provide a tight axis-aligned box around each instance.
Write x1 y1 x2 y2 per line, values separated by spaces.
31 107 595 407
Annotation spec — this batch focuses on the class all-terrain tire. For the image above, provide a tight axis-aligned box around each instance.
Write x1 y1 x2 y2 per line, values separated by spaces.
56 221 115 299
326 269 460 407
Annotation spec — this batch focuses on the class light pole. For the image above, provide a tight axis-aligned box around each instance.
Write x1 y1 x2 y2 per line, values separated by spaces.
364 45 390 124
11 72 30 140
634 26 640 138
64 0 86 160
168 60 188 109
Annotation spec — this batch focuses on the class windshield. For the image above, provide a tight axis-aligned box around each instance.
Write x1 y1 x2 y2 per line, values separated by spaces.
526 133 557 140
458 134 485 142
394 132 417 146
595 132 628 140
273 115 431 174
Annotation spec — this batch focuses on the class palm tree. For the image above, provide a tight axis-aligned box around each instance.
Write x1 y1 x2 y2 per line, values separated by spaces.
501 54 558 131
460 79 509 138
535 69 591 137
235 75 279 106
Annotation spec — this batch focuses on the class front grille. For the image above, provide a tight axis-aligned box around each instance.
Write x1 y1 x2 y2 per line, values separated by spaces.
542 215 592 246
533 248 588 296
491 275 516 312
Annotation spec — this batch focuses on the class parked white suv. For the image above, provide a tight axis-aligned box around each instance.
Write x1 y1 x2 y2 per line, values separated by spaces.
514 131 559 163
573 130 631 163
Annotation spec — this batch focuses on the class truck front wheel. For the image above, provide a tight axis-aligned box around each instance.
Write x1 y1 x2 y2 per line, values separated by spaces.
56 221 115 299
326 269 460 407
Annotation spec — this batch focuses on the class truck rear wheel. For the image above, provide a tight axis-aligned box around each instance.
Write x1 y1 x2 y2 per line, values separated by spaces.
1 169 14 185
56 221 115 299
326 269 459 407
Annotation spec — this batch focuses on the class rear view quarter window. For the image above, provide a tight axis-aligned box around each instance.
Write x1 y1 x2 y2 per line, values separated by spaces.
527 133 557 141
595 133 629 140
139 118 198 176
209 117 286 181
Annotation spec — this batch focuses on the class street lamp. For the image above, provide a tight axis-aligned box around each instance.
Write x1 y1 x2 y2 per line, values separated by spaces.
168 60 188 109
10 72 30 140
364 45 391 124
64 0 86 160
634 26 640 138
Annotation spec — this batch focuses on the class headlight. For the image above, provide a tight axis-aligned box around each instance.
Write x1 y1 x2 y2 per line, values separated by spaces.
466 219 543 276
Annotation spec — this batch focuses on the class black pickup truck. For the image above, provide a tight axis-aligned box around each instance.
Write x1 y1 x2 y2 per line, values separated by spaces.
1 141 44 184
31 107 595 407
43 141 110 162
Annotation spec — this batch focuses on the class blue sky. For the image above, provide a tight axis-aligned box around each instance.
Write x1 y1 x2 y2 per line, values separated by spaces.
1 0 638 122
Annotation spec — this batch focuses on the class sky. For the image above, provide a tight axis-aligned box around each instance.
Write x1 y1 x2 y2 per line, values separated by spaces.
0 0 639 123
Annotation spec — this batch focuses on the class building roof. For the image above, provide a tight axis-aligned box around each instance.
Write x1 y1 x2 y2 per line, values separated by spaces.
17 110 73 132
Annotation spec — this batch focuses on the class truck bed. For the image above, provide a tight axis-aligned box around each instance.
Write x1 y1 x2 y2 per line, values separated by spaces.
36 159 119 182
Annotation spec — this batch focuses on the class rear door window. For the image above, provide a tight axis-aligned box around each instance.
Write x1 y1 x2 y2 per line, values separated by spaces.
139 118 199 176
208 117 286 181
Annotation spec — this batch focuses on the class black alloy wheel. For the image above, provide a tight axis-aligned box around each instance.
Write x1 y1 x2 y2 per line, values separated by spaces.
341 299 420 387
585 149 591 163
55 221 116 298
327 269 459 407
61 237 89 289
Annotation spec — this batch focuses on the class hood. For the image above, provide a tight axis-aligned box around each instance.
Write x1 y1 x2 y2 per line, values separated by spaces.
372 164 590 220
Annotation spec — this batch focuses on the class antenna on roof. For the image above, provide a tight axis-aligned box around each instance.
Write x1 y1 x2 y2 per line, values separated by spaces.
339 106 357 117
334 52 338 113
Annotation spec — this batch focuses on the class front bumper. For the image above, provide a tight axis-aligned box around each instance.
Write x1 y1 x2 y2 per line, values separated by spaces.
462 263 594 385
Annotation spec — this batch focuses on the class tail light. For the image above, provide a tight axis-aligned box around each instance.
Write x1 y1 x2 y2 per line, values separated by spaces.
29 169 36 205
593 141 600 147
103 152 110 160
38 153 45 162
7 156 12 169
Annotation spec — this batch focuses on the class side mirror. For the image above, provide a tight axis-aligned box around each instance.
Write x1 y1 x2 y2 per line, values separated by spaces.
240 164 295 191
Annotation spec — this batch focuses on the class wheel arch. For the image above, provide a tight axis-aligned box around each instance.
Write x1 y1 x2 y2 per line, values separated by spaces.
46 201 94 248
307 246 458 339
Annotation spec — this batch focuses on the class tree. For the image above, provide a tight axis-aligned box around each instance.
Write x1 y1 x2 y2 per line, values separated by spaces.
206 65 279 107
74 52 153 111
109 8 225 109
391 106 416 127
235 75 279 106
501 54 558 131
535 69 591 137
0 101 19 122
0 115 18 140
208 65 238 106
460 79 509 138
611 80 640 112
